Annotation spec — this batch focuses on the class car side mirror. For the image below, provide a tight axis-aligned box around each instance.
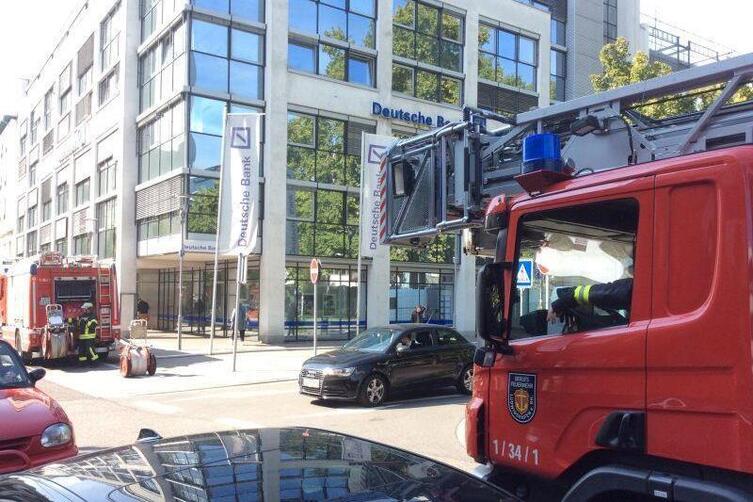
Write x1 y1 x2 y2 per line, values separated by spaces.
28 368 46 385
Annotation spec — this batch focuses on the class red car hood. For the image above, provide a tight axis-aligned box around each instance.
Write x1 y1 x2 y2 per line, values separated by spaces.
0 387 70 440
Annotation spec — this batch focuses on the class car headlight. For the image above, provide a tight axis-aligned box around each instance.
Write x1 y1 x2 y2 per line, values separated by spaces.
323 367 355 377
41 423 72 448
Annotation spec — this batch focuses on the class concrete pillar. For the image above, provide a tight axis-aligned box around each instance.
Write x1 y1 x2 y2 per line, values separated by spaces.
115 0 142 329
258 0 289 343
454 231 476 338
364 0 395 328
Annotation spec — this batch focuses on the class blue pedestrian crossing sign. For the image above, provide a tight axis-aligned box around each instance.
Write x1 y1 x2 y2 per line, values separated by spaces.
516 259 533 288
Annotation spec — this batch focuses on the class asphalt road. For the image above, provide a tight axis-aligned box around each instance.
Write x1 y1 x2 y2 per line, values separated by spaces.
38 375 478 472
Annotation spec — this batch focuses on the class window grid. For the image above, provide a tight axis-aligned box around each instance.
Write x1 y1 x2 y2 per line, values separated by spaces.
187 176 219 234
141 0 180 41
190 19 265 100
604 0 617 43
57 183 69 214
55 237 68 256
192 0 264 23
137 212 180 241
139 21 186 112
550 49 566 102
286 111 373 258
97 198 117 259
98 158 117 195
72 234 91 255
101 5 121 70
138 99 185 183
99 66 120 106
478 24 537 92
75 179 91 207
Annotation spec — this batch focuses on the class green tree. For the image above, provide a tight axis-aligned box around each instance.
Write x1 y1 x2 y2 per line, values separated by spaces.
591 37 753 119
187 184 219 234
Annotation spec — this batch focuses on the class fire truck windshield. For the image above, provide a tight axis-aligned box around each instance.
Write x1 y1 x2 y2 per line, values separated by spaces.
509 199 638 340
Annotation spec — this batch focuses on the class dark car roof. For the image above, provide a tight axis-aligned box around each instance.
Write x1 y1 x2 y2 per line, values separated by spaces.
1 427 518 502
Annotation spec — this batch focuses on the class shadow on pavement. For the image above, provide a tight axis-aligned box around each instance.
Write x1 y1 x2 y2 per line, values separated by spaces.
309 387 469 410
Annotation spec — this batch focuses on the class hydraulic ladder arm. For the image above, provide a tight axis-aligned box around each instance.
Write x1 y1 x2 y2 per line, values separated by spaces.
381 52 753 250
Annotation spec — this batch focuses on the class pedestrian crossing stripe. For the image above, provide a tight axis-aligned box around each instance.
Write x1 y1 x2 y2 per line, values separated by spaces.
517 259 533 288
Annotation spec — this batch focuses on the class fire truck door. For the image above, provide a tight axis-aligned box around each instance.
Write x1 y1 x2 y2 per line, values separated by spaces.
486 185 653 479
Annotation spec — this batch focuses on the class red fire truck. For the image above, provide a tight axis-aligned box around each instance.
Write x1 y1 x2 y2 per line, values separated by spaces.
0 252 120 363
382 54 753 500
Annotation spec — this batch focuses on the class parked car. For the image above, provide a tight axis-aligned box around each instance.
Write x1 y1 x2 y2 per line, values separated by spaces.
299 324 475 406
0 427 518 501
0 340 77 474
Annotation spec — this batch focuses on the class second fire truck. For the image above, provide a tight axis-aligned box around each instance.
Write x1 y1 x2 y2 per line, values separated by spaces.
0 252 120 362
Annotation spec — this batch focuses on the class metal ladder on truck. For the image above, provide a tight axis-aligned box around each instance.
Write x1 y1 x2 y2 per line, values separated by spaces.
96 265 112 341
381 52 753 249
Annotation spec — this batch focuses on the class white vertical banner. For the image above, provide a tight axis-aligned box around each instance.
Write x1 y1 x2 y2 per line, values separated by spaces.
218 113 262 256
360 133 396 257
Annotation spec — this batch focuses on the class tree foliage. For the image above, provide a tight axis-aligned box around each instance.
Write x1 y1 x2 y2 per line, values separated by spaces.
591 37 753 119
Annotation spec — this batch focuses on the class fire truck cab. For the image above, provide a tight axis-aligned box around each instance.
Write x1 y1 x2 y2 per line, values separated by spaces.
381 54 753 500
0 252 120 362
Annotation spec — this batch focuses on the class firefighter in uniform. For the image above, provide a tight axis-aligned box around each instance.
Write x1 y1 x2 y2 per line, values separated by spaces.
547 278 633 329
77 302 99 363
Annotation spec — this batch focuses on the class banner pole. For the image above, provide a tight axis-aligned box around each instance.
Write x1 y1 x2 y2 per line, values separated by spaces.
232 254 244 372
208 110 228 356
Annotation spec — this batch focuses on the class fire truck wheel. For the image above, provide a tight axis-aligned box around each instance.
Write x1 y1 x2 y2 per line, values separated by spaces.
120 354 132 377
457 364 473 395
147 352 157 376
15 332 31 364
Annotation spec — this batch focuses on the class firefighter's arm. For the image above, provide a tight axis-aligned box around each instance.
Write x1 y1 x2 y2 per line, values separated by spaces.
586 278 633 311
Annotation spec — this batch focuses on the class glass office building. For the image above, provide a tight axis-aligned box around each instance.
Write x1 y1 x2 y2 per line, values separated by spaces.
8 0 643 344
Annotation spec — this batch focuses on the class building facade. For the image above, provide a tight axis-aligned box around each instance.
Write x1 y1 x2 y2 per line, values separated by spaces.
8 0 641 343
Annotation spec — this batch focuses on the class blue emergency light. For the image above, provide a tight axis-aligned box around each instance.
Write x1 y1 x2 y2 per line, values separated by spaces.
522 133 562 174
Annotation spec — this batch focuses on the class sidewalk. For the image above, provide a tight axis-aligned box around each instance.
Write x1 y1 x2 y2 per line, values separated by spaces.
36 332 344 400
129 329 343 357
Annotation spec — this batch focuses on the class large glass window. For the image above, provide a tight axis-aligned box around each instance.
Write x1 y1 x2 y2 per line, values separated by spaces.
138 212 179 241
141 0 181 41
140 21 186 112
97 198 117 259
59 64 72 139
190 20 264 100
56 183 69 214
603 0 617 43
389 268 454 324
98 158 117 195
285 263 365 341
391 0 463 105
510 199 637 340
75 179 90 207
72 234 91 255
478 24 537 91
101 5 120 70
287 0 376 87
286 112 373 258
289 0 375 48
187 96 263 174
187 176 219 234
550 49 566 102
192 0 263 22
139 100 185 183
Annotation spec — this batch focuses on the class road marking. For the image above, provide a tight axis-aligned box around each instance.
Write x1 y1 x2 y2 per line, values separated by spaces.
131 400 181 415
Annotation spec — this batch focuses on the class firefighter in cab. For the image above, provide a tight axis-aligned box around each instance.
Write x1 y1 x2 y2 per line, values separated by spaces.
78 302 99 363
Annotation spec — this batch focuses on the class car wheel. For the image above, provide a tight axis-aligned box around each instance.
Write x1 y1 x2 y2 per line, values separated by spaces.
457 364 473 395
359 374 387 407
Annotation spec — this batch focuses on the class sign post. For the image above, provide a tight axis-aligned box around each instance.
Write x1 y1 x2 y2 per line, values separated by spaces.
310 258 320 355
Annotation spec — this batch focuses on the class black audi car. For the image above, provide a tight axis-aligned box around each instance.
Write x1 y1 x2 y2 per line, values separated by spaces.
0 427 518 501
299 324 475 406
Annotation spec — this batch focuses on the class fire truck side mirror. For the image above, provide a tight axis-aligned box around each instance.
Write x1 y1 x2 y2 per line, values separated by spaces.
476 263 508 346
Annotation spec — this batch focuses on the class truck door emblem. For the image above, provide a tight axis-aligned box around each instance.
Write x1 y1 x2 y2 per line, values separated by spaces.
508 373 537 424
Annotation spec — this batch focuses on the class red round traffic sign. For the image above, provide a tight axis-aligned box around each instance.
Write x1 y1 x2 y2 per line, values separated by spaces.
310 258 321 284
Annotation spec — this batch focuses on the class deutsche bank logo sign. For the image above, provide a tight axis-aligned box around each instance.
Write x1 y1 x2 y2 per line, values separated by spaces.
230 127 251 149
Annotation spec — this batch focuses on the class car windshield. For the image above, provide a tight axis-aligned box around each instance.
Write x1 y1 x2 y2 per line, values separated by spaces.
342 328 398 352
0 344 30 389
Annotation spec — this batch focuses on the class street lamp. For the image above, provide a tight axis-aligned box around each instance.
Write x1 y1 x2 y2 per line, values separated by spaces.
176 194 192 351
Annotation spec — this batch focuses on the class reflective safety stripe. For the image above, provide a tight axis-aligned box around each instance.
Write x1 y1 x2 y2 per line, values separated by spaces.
573 285 583 304
583 284 592 304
